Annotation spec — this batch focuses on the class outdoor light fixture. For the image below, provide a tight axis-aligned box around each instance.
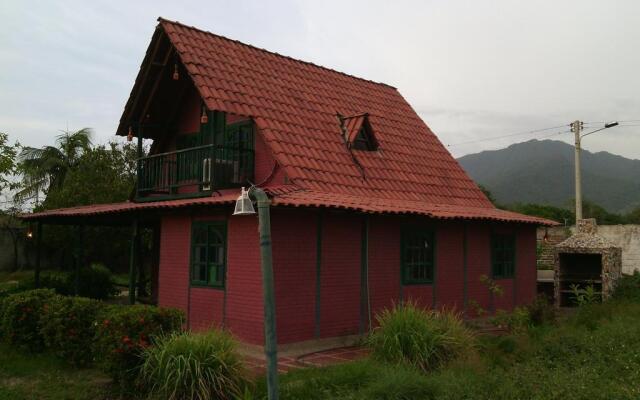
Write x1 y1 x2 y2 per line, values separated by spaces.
233 187 256 215
127 126 134 142
26 230 33 239
200 107 208 124
172 63 180 80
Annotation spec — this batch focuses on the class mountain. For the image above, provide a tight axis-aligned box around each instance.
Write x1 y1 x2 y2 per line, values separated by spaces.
457 139 640 213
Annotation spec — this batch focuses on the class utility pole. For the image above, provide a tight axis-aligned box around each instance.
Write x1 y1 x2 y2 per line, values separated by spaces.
570 120 584 222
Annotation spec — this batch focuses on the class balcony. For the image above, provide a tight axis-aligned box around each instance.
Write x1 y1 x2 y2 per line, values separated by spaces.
135 144 254 201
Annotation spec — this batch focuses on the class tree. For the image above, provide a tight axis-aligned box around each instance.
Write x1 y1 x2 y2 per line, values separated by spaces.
41 141 137 210
478 185 497 206
507 203 574 224
0 132 19 193
15 128 92 204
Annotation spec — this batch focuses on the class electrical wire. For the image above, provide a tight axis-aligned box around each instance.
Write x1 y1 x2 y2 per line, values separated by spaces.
446 124 568 147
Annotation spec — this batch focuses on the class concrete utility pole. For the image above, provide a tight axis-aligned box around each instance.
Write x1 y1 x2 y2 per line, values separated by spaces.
570 120 584 222
570 120 619 224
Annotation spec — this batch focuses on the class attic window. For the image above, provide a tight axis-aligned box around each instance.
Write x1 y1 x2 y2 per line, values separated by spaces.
342 113 378 151
352 125 375 150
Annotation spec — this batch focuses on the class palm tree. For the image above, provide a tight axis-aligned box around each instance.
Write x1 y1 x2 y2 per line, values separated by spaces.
16 128 92 204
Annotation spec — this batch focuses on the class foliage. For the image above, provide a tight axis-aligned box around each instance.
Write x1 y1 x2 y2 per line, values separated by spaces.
570 283 600 306
478 185 497 206
367 302 475 372
15 128 92 204
507 203 574 224
254 300 640 400
612 271 640 302
41 141 137 210
10 266 118 300
479 274 504 297
93 304 184 388
141 330 248 400
0 289 57 351
525 294 556 326
0 132 19 193
72 263 120 300
582 200 626 225
40 296 103 366
492 307 531 334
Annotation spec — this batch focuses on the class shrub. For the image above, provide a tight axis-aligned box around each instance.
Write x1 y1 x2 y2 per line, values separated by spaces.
40 296 104 366
93 305 184 388
70 263 119 300
1 289 58 351
526 294 556 326
141 330 248 400
367 302 475 372
613 271 640 302
492 307 531 334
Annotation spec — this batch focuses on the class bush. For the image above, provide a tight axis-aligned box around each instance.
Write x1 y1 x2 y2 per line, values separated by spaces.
71 263 119 300
526 294 556 326
93 305 184 388
367 302 475 372
40 296 104 366
613 271 640 302
1 289 58 351
141 330 248 399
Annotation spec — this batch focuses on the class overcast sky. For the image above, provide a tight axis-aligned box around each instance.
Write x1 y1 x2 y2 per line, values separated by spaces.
1 0 639 159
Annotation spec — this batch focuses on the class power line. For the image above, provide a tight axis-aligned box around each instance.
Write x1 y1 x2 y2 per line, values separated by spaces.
446 124 568 147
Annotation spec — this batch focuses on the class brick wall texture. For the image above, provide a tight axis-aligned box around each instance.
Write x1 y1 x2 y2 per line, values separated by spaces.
158 208 538 345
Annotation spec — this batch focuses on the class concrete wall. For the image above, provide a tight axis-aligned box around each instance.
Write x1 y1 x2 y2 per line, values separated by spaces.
537 225 640 274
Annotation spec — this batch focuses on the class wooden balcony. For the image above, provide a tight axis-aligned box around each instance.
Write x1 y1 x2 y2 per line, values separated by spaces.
135 144 254 201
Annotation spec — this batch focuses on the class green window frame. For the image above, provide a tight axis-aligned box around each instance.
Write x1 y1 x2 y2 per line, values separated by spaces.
491 234 516 279
190 221 227 288
401 229 435 285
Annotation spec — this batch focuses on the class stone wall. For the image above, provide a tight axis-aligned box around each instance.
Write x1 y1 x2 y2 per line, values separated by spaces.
537 224 640 274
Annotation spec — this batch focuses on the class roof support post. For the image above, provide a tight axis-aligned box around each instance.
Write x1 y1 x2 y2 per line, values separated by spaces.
129 218 139 305
34 222 42 288
74 224 84 296
249 187 279 400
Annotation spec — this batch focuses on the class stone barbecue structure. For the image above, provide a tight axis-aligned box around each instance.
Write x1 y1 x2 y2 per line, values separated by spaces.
554 219 622 307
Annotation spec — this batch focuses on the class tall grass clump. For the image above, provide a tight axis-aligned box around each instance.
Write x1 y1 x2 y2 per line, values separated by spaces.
140 330 248 400
367 301 475 372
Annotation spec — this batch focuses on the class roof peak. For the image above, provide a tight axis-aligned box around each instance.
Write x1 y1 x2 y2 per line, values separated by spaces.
157 17 397 90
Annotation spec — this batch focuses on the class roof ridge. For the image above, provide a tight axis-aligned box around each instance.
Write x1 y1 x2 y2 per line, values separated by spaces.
157 17 397 90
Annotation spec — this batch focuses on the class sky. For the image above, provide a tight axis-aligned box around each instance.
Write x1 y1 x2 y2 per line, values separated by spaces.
1 0 639 159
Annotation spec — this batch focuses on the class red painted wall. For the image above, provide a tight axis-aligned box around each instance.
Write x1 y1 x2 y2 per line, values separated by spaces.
368 216 401 322
435 222 465 311
157 207 539 345
270 209 318 343
225 213 264 344
319 212 362 338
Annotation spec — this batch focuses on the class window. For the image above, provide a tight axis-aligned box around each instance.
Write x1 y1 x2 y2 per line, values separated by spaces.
191 221 226 288
492 234 515 279
351 122 377 151
401 229 435 284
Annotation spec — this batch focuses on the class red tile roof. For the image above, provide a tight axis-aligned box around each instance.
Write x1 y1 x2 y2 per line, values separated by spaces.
22 18 556 226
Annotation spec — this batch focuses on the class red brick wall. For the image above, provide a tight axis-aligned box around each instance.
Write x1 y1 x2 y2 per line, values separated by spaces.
465 223 491 315
319 212 362 338
435 222 465 310
158 214 190 312
189 287 224 331
368 215 401 321
270 209 317 343
225 213 264 344
157 207 540 344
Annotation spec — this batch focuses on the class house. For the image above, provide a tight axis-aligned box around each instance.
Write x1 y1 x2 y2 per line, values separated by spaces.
23 18 554 348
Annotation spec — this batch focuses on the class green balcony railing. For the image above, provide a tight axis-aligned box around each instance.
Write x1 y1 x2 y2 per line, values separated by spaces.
136 144 254 199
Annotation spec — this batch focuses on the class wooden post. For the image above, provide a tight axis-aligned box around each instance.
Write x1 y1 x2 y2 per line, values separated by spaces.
74 225 84 296
34 222 42 288
128 218 139 305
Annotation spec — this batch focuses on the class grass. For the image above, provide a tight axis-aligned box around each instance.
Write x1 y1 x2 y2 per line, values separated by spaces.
250 299 640 400
0 342 110 400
